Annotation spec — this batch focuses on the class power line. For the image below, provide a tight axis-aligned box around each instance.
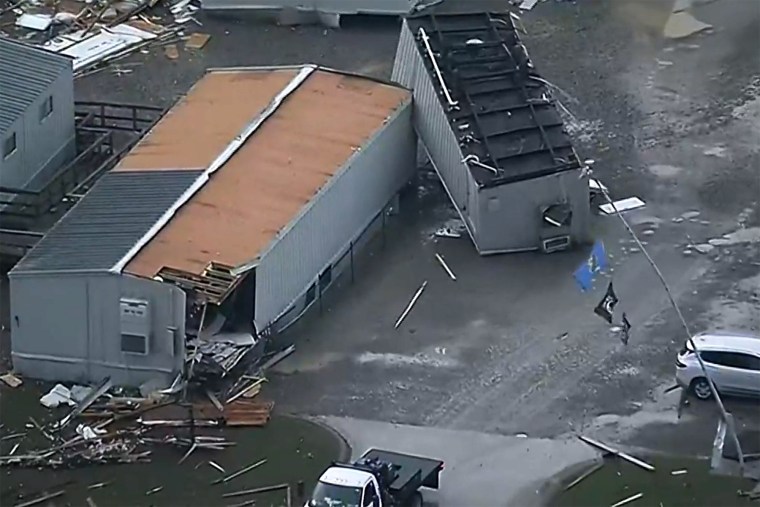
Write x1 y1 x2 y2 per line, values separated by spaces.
585 164 745 472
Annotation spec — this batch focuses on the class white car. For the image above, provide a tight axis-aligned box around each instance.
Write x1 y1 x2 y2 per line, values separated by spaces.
676 332 760 400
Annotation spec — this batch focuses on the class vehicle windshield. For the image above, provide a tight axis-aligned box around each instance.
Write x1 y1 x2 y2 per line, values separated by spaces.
309 481 363 507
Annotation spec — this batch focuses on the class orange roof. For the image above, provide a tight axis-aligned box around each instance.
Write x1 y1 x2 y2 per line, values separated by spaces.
114 69 299 172
124 67 409 279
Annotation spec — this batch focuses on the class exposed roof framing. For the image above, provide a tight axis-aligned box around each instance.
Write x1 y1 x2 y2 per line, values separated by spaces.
407 12 581 187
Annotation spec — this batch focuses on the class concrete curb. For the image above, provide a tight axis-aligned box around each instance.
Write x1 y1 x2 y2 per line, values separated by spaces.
307 415 352 462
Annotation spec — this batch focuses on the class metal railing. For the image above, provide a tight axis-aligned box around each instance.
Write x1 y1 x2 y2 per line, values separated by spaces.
0 101 164 230
0 229 43 259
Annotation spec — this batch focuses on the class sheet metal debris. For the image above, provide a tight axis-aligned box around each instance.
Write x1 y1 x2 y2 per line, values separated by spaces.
212 458 267 485
610 492 643 507
578 435 655 472
600 197 646 215
395 281 428 329
435 253 457 281
15 13 52 30
564 462 603 491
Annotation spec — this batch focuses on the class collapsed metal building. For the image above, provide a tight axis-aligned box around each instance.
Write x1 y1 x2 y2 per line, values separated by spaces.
392 12 591 254
9 65 415 386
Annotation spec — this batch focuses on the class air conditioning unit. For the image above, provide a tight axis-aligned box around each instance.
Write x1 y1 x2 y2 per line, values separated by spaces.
541 235 571 254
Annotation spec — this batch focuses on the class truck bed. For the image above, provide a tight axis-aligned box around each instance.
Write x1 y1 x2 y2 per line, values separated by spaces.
359 449 443 494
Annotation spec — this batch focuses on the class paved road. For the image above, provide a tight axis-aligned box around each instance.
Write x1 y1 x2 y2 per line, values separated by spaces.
321 416 598 507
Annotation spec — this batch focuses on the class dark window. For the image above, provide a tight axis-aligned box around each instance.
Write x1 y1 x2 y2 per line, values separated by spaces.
3 133 16 158
362 483 377 507
40 96 53 121
701 351 760 370
319 265 332 292
305 282 316 306
733 353 760 371
121 333 148 354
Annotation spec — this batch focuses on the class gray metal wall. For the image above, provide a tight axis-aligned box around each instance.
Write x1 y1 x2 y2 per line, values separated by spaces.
0 70 76 191
9 272 185 387
254 99 416 329
476 171 591 253
391 19 480 238
201 0 417 13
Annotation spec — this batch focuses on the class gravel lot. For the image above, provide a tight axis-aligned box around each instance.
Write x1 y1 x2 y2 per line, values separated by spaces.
2 0 758 468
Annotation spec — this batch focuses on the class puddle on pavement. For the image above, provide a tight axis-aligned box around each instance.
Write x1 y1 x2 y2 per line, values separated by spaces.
0 384 341 507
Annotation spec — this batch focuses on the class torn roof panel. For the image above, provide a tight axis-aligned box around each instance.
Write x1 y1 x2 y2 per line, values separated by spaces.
406 12 581 187
123 67 410 280
113 69 299 172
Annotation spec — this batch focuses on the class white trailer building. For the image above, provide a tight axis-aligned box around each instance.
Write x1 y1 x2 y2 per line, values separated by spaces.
9 65 415 386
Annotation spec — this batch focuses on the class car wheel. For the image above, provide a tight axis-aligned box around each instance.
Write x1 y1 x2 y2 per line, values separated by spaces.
691 377 713 400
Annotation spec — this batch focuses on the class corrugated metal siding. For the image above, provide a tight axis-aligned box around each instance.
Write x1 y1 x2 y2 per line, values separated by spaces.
11 169 203 274
254 100 415 327
476 171 590 253
0 37 72 134
10 272 185 386
201 0 417 13
392 20 478 237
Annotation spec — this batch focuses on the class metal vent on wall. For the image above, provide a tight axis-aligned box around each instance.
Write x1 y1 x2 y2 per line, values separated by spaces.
541 235 571 254
120 298 150 354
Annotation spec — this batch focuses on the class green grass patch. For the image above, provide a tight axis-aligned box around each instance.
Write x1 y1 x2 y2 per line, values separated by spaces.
552 455 757 507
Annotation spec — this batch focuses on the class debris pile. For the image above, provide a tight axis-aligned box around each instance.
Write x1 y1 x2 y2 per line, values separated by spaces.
0 0 210 77
0 366 279 469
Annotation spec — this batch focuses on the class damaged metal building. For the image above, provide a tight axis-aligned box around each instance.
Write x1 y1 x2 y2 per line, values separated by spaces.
0 37 76 200
392 12 591 254
9 65 415 386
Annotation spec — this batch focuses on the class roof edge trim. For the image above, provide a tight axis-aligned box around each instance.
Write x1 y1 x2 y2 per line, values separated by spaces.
207 64 410 92
111 64 318 275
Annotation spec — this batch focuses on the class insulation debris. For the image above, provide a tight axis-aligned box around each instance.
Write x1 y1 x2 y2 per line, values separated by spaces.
40 384 77 408
0 372 22 388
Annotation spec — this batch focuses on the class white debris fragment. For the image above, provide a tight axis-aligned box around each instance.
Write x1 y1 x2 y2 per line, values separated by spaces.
681 211 700 220
16 13 53 30
43 24 157 72
434 227 461 239
76 423 107 440
694 244 715 254
40 384 76 408
519 0 539 11
600 197 646 215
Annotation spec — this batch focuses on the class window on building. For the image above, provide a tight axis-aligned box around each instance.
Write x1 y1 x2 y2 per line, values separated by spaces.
121 333 148 355
3 133 17 159
40 96 53 122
